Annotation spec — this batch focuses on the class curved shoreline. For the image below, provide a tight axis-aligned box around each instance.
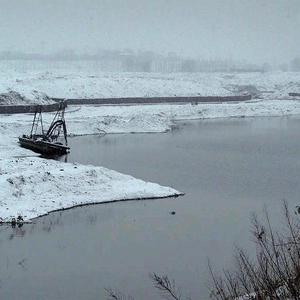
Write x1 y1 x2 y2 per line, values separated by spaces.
1 193 184 224
0 196 183 224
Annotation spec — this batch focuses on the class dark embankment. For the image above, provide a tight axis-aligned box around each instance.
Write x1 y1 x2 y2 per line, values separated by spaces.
0 95 252 114
52 94 252 105
289 92 300 97
0 102 67 114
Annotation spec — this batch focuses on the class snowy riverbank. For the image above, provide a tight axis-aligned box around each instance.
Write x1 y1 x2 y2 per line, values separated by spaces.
0 140 182 222
1 97 300 222
0 157 181 222
2 100 300 137
0 106 192 223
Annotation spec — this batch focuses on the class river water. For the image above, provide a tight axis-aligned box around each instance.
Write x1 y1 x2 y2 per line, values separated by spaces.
1 116 300 299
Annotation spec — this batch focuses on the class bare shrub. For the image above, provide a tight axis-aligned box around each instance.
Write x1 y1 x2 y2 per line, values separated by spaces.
209 201 300 300
150 273 183 300
105 273 184 300
105 288 135 300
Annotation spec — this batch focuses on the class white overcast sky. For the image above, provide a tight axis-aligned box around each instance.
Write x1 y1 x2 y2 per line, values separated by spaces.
0 0 299 63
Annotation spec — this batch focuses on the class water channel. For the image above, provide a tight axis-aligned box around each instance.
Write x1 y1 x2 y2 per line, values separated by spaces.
1 116 300 299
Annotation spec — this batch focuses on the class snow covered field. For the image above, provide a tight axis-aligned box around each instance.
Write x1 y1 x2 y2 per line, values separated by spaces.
0 60 299 101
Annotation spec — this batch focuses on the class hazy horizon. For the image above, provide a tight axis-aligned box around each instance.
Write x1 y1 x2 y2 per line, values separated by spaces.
0 0 299 64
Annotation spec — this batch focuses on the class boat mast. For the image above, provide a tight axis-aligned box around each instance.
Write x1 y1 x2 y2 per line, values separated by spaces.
30 106 44 138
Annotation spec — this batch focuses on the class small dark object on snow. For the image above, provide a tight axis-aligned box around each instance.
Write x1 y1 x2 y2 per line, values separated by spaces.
296 206 300 215
18 102 70 156
170 211 176 215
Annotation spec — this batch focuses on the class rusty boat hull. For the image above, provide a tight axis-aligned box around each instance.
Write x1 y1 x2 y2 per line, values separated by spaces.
18 136 70 155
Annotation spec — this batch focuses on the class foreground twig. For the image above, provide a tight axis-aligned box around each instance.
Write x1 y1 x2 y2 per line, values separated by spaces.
105 288 135 300
150 273 182 300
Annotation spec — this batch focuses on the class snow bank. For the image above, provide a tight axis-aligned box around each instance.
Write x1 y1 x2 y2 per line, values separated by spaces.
2 100 300 137
45 100 300 134
0 89 53 105
0 157 181 222
34 71 299 100
0 62 299 100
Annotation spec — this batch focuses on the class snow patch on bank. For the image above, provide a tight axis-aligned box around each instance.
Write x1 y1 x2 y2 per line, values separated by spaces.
0 157 181 222
0 89 53 105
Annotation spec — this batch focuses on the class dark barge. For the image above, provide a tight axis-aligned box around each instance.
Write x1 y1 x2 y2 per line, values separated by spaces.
18 102 70 155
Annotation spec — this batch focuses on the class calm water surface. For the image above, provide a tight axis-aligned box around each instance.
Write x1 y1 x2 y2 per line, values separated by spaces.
1 117 300 300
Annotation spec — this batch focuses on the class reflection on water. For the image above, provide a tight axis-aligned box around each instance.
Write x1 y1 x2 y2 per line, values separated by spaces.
1 116 300 300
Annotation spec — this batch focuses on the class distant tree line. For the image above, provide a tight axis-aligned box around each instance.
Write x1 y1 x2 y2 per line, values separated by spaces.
0 49 299 73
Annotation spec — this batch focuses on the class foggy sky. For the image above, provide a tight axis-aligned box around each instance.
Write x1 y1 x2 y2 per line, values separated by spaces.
0 0 299 64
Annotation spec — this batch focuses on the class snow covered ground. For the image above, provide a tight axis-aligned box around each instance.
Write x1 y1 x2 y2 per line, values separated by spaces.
0 60 299 101
2 100 300 137
0 157 180 222
63 100 300 134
